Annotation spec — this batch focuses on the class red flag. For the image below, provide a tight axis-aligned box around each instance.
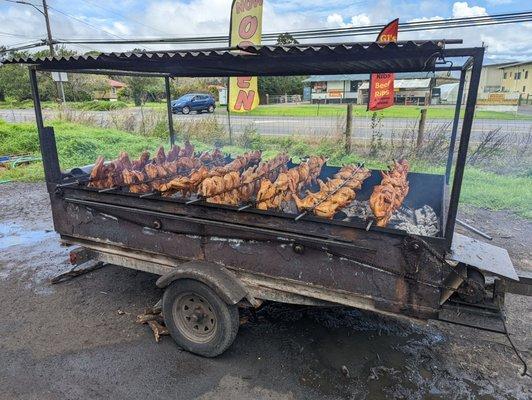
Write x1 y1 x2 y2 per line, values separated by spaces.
367 19 399 111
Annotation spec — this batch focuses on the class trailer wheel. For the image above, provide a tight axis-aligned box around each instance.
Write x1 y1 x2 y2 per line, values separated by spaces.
162 279 239 357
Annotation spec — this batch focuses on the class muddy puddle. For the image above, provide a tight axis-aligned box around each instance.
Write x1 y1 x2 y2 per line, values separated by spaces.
242 304 526 399
0 221 69 294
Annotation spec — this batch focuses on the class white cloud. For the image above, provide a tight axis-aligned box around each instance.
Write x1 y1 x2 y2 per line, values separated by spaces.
326 13 344 27
0 0 529 63
326 13 370 28
408 16 445 23
451 2 487 18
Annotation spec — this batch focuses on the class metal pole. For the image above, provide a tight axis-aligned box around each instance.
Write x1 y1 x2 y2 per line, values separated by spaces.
444 48 484 244
29 68 44 132
416 108 427 149
29 67 61 183
42 0 64 103
345 103 353 153
445 69 466 184
164 76 175 146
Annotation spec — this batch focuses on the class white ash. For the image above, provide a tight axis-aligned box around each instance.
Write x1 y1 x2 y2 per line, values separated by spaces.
342 200 372 220
390 205 440 237
280 200 299 215
342 201 440 237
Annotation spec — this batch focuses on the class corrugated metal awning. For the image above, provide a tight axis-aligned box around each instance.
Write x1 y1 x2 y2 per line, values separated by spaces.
4 41 447 77
303 72 435 83
359 78 432 90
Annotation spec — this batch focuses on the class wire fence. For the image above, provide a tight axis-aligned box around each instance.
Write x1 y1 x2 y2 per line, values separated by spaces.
1 103 531 144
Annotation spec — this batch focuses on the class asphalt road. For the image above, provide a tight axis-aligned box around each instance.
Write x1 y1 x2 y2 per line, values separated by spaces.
1 182 531 399
1 108 530 142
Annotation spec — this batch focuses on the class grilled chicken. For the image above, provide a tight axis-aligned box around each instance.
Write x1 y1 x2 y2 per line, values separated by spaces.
369 159 409 227
292 165 370 219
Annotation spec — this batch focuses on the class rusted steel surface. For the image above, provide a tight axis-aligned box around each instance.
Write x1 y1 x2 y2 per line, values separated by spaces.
48 171 448 319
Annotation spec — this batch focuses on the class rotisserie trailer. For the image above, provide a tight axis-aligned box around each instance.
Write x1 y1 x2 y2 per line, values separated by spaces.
6 39 531 357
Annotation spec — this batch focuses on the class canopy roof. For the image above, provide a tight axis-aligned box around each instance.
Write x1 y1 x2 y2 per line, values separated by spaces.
3 40 473 77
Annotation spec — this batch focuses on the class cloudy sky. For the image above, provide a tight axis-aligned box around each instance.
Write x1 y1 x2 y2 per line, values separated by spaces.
0 0 530 62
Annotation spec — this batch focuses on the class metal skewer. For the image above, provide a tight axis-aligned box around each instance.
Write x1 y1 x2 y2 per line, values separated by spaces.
186 198 202 204
98 187 117 193
294 163 365 222
56 180 81 188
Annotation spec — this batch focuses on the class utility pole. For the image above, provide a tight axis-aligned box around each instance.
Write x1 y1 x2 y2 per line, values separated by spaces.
13 1 65 102
42 0 65 103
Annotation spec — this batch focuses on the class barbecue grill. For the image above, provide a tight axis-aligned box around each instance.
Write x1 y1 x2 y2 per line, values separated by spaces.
6 39 530 357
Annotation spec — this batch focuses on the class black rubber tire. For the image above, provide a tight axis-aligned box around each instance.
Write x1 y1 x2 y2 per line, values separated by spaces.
162 279 239 357
182 106 190 115
207 105 215 113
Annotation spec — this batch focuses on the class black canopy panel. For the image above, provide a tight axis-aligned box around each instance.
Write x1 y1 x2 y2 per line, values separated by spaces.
5 41 455 77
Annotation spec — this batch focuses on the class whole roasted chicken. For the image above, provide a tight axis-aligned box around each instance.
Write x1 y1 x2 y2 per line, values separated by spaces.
369 159 410 227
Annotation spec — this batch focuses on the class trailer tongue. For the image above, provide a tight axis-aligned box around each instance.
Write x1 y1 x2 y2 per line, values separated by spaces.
7 39 530 358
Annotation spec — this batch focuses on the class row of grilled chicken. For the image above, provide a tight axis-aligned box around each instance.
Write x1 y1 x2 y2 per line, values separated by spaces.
87 144 409 226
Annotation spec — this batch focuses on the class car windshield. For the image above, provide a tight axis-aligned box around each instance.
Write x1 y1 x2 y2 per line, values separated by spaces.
177 94 195 102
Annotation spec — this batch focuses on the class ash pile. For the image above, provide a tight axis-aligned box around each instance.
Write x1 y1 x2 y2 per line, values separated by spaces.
343 201 440 237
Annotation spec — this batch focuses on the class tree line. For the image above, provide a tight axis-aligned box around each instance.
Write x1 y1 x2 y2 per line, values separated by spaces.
0 34 306 104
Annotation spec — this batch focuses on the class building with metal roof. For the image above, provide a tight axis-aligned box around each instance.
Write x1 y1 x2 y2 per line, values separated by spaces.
302 72 456 105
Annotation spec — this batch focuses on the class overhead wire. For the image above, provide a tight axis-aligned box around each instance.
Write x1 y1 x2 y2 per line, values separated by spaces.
1 10 531 53
79 0 172 36
51 12 532 46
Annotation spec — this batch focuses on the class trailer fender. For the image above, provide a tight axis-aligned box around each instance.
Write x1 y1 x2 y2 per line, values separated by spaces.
156 261 259 307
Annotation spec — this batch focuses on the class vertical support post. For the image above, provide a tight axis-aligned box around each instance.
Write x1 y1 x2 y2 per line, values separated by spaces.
227 110 233 145
416 108 427 149
445 48 484 244
164 76 175 146
445 69 466 184
29 68 44 132
345 103 353 153
29 67 61 183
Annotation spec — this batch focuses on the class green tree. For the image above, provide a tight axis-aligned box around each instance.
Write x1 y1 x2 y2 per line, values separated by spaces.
258 34 306 100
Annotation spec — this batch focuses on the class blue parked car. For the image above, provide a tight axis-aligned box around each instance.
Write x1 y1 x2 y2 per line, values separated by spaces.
171 93 216 114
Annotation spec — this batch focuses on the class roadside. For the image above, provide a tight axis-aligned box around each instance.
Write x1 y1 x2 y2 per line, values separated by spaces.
2 100 532 120
1 182 530 399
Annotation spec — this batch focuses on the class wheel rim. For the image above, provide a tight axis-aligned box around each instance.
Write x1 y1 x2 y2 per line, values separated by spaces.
183 107 190 114
208 106 214 112
173 292 217 343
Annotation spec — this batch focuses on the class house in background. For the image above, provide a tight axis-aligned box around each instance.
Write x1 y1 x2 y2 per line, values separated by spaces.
475 62 515 94
303 73 457 105
500 61 532 97
94 79 126 101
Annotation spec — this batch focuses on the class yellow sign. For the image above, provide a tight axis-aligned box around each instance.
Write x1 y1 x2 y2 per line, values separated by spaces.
228 0 263 112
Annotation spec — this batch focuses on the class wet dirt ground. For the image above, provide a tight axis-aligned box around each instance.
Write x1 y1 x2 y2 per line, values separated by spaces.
1 182 530 399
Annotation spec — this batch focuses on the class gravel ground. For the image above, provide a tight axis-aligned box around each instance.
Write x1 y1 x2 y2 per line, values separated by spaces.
0 182 530 399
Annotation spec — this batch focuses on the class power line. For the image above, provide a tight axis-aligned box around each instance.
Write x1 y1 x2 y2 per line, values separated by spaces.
2 11 532 53
79 0 172 36
46 4 127 41
53 12 532 46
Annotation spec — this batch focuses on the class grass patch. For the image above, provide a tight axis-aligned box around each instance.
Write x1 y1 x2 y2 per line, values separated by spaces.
244 104 532 120
0 99 58 109
1 119 530 218
69 100 129 111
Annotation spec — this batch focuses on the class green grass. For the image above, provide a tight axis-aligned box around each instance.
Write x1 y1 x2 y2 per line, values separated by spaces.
3 100 531 120
0 99 59 110
244 104 532 120
1 119 530 218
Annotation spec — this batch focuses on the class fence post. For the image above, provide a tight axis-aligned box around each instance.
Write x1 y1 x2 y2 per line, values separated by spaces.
416 108 427 149
345 103 353 153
